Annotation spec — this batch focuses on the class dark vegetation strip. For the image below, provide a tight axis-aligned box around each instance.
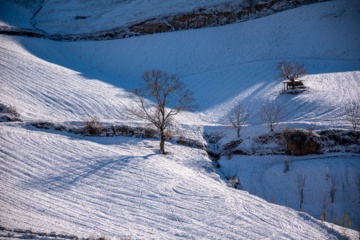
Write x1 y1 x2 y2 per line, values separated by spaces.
0 0 329 42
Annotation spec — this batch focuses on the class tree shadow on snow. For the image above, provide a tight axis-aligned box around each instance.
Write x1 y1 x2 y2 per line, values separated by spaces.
24 153 156 193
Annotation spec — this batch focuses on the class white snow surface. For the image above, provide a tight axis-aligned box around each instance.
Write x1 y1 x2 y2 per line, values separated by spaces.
31 0 244 35
1 0 360 239
1 123 346 239
1 0 245 34
219 153 360 231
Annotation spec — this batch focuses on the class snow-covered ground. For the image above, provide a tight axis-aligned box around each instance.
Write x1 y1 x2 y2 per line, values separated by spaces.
3 123 354 239
1 0 360 239
1 0 359 127
219 154 360 227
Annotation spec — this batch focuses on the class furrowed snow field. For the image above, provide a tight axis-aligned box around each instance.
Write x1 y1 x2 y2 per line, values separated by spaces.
0 0 360 239
1 123 347 239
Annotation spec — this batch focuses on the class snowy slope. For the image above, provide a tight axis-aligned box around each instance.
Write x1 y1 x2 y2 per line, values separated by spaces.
218 153 360 232
0 0 360 239
1 0 359 127
32 0 241 35
0 0 244 34
0 123 347 239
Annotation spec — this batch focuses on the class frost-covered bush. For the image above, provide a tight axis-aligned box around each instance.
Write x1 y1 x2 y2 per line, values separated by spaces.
83 118 104 136
0 103 20 121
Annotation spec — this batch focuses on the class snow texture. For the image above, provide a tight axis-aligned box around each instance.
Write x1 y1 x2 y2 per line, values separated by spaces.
0 0 360 239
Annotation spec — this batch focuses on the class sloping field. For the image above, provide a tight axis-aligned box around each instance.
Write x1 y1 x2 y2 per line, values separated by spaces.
0 124 344 239
1 0 359 128
0 0 359 239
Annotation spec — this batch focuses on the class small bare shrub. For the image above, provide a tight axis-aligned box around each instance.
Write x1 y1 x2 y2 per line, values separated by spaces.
143 128 157 138
228 103 249 138
296 174 306 210
344 100 360 130
8 105 20 117
254 132 283 144
83 118 104 136
164 130 174 140
330 176 338 203
283 158 292 173
98 237 111 240
0 103 20 116
228 177 241 189
258 100 285 132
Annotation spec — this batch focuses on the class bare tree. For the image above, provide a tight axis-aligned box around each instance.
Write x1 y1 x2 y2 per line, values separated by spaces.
344 100 360 130
296 174 306 210
258 100 285 132
228 103 249 138
127 69 197 154
277 61 306 89
330 176 338 203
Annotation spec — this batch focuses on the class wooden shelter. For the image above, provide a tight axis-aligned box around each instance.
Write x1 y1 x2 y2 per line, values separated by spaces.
282 79 305 90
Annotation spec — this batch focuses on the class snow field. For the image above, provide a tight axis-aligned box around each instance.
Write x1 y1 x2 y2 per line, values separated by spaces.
219 154 360 225
1 0 359 128
0 0 360 238
0 124 344 239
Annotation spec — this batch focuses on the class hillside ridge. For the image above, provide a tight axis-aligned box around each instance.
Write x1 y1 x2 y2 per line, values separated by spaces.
1 0 328 41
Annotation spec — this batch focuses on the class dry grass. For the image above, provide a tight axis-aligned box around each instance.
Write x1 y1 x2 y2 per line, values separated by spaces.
83 117 104 136
0 103 20 117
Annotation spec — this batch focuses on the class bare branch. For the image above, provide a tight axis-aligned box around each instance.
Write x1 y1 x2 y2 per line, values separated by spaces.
296 174 306 210
126 69 197 154
344 100 360 130
277 61 306 81
228 103 249 138
258 100 285 132
330 176 338 203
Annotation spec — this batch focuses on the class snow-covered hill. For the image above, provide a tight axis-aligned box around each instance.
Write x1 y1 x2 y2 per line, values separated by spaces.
1 0 359 127
1 0 360 239
2 123 351 239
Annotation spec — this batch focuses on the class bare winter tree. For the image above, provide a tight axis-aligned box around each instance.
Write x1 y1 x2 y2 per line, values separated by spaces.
228 103 249 138
277 61 306 89
127 69 197 154
330 176 338 203
344 100 360 130
258 100 285 132
296 174 306 210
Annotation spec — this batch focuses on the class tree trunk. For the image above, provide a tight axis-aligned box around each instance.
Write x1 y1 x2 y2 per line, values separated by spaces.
237 128 240 138
290 78 295 89
159 129 166 154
